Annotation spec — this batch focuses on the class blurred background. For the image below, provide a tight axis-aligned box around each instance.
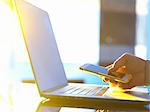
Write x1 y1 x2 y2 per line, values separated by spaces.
0 0 150 85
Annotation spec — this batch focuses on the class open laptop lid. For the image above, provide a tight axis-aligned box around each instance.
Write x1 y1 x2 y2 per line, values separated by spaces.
15 0 68 93
14 0 150 107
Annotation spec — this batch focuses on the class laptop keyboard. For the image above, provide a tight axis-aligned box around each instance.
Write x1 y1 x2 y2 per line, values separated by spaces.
61 86 109 96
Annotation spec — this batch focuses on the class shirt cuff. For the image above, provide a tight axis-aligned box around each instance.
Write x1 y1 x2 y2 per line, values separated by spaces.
145 60 150 85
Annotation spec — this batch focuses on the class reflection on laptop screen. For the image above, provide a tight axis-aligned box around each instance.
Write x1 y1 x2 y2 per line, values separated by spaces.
16 0 68 92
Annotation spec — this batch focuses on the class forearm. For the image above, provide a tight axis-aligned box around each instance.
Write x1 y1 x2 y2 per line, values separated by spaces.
145 60 150 85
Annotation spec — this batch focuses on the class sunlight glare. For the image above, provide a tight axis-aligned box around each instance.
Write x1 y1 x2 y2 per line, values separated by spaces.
136 0 149 16
105 87 148 101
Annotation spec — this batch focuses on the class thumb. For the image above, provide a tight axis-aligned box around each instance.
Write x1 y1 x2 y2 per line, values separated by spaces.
109 54 127 72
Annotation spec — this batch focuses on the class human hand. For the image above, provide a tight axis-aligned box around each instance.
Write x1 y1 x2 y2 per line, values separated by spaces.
102 53 146 89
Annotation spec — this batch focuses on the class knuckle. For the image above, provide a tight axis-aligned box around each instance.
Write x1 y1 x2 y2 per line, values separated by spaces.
122 53 129 58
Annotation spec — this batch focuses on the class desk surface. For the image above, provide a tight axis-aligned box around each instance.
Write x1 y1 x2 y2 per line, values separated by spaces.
0 82 149 112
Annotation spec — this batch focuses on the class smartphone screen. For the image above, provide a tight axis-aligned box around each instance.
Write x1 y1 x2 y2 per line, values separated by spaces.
80 64 108 75
79 63 131 83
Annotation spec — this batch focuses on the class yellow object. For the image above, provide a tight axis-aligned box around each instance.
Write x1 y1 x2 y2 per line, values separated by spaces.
105 87 148 101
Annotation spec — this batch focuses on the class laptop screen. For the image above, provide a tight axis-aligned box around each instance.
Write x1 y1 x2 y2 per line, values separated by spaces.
16 0 68 92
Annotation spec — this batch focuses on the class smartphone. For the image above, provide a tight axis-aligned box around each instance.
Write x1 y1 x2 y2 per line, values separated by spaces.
79 63 132 83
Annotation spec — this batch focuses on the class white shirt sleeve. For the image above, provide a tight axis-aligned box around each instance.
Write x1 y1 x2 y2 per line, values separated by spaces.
145 60 150 85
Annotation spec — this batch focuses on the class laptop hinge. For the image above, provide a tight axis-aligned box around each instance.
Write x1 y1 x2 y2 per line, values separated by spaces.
42 83 68 93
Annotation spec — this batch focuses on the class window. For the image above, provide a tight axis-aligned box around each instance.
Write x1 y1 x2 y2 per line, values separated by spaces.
135 0 149 59
24 0 100 63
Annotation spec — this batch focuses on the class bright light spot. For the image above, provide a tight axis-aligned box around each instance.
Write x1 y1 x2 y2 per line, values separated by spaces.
0 0 20 111
135 44 147 59
0 1 15 81
26 0 100 64
136 0 149 16
0 0 14 11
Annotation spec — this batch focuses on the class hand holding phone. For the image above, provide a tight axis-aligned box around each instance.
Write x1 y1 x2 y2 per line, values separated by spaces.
79 63 132 83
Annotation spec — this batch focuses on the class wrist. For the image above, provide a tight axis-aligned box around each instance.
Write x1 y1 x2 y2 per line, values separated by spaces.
145 60 150 85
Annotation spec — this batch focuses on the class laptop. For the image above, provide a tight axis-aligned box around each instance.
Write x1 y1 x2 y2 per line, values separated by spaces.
15 0 150 108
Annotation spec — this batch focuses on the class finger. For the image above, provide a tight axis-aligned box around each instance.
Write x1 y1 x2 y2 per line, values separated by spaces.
102 77 109 82
116 66 126 73
118 83 134 89
109 79 118 83
109 81 119 87
109 53 128 72
102 78 106 82
115 66 126 77
106 64 113 69
102 77 119 87
117 78 135 89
